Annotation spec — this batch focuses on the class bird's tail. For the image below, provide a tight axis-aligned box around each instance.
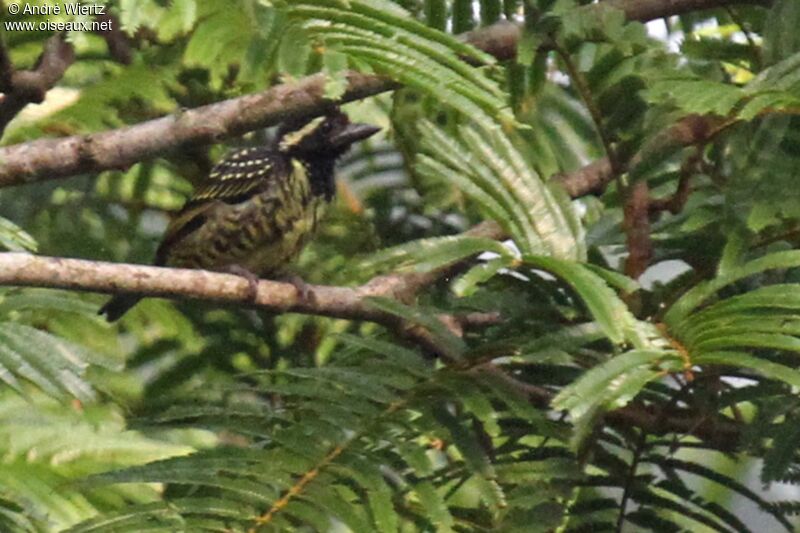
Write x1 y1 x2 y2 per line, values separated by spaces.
98 295 142 322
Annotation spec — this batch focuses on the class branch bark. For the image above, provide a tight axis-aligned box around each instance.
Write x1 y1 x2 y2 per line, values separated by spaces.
623 180 652 279
0 0 766 189
0 252 419 320
93 13 134 65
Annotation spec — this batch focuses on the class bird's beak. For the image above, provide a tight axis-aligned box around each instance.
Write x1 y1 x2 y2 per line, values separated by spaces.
331 123 381 148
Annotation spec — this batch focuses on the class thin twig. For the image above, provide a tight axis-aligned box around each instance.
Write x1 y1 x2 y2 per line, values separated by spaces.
552 41 623 179
649 149 701 215
723 5 762 70
616 429 648 533
93 13 134 65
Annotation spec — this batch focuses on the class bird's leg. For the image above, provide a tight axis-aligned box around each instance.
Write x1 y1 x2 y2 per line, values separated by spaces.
282 273 316 305
225 264 260 302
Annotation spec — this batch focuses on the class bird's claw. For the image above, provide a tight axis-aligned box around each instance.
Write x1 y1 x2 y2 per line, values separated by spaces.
226 265 260 302
283 274 316 305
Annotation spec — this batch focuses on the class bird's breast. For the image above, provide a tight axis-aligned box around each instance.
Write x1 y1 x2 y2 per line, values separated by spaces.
165 158 328 277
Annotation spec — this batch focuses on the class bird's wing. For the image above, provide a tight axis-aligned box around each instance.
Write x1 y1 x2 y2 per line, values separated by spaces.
153 147 284 265
187 147 282 207
154 201 218 266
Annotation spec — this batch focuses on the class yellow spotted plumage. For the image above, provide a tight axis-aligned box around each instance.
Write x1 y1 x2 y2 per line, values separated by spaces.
99 111 380 321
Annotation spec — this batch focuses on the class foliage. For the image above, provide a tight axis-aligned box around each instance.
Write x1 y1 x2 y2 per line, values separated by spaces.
2 0 800 531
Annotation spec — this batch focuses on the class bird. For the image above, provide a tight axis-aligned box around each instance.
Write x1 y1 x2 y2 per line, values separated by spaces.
99 110 380 321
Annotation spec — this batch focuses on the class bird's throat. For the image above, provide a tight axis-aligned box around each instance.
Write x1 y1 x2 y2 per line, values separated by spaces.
298 156 337 201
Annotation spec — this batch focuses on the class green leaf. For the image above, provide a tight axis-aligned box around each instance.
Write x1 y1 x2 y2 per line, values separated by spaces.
0 217 37 252
584 264 640 295
520 322 607 362
524 256 639 346
0 289 98 318
364 297 466 359
682 313 800 347
302 483 374 533
417 120 585 261
322 51 350 100
334 333 431 377
665 250 800 327
693 332 800 355
291 0 510 125
0 323 103 401
654 458 794 530
764 0 800 64
276 22 312 77
430 403 494 477
680 285 800 330
413 481 454 532
763 420 800 486
642 77 745 116
452 257 514 297
552 349 678 419
360 235 513 275
333 458 399 533
157 0 197 41
63 502 185 533
694 351 800 388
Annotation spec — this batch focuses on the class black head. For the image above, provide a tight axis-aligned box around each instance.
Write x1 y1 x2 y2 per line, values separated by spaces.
276 111 380 159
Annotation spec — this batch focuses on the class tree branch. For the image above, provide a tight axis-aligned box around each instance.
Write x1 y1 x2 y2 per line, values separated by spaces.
0 34 75 135
0 219 506 357
0 252 394 319
607 0 771 20
0 71 395 187
623 180 652 279
0 0 766 188
0 34 14 93
93 13 134 65
554 114 725 197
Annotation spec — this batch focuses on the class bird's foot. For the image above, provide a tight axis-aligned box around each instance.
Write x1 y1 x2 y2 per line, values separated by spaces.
282 274 316 305
226 264 260 302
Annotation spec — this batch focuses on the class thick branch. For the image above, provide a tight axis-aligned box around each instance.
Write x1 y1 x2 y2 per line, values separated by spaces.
0 72 394 187
0 219 503 312
0 0 765 188
0 252 418 321
0 220 505 359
